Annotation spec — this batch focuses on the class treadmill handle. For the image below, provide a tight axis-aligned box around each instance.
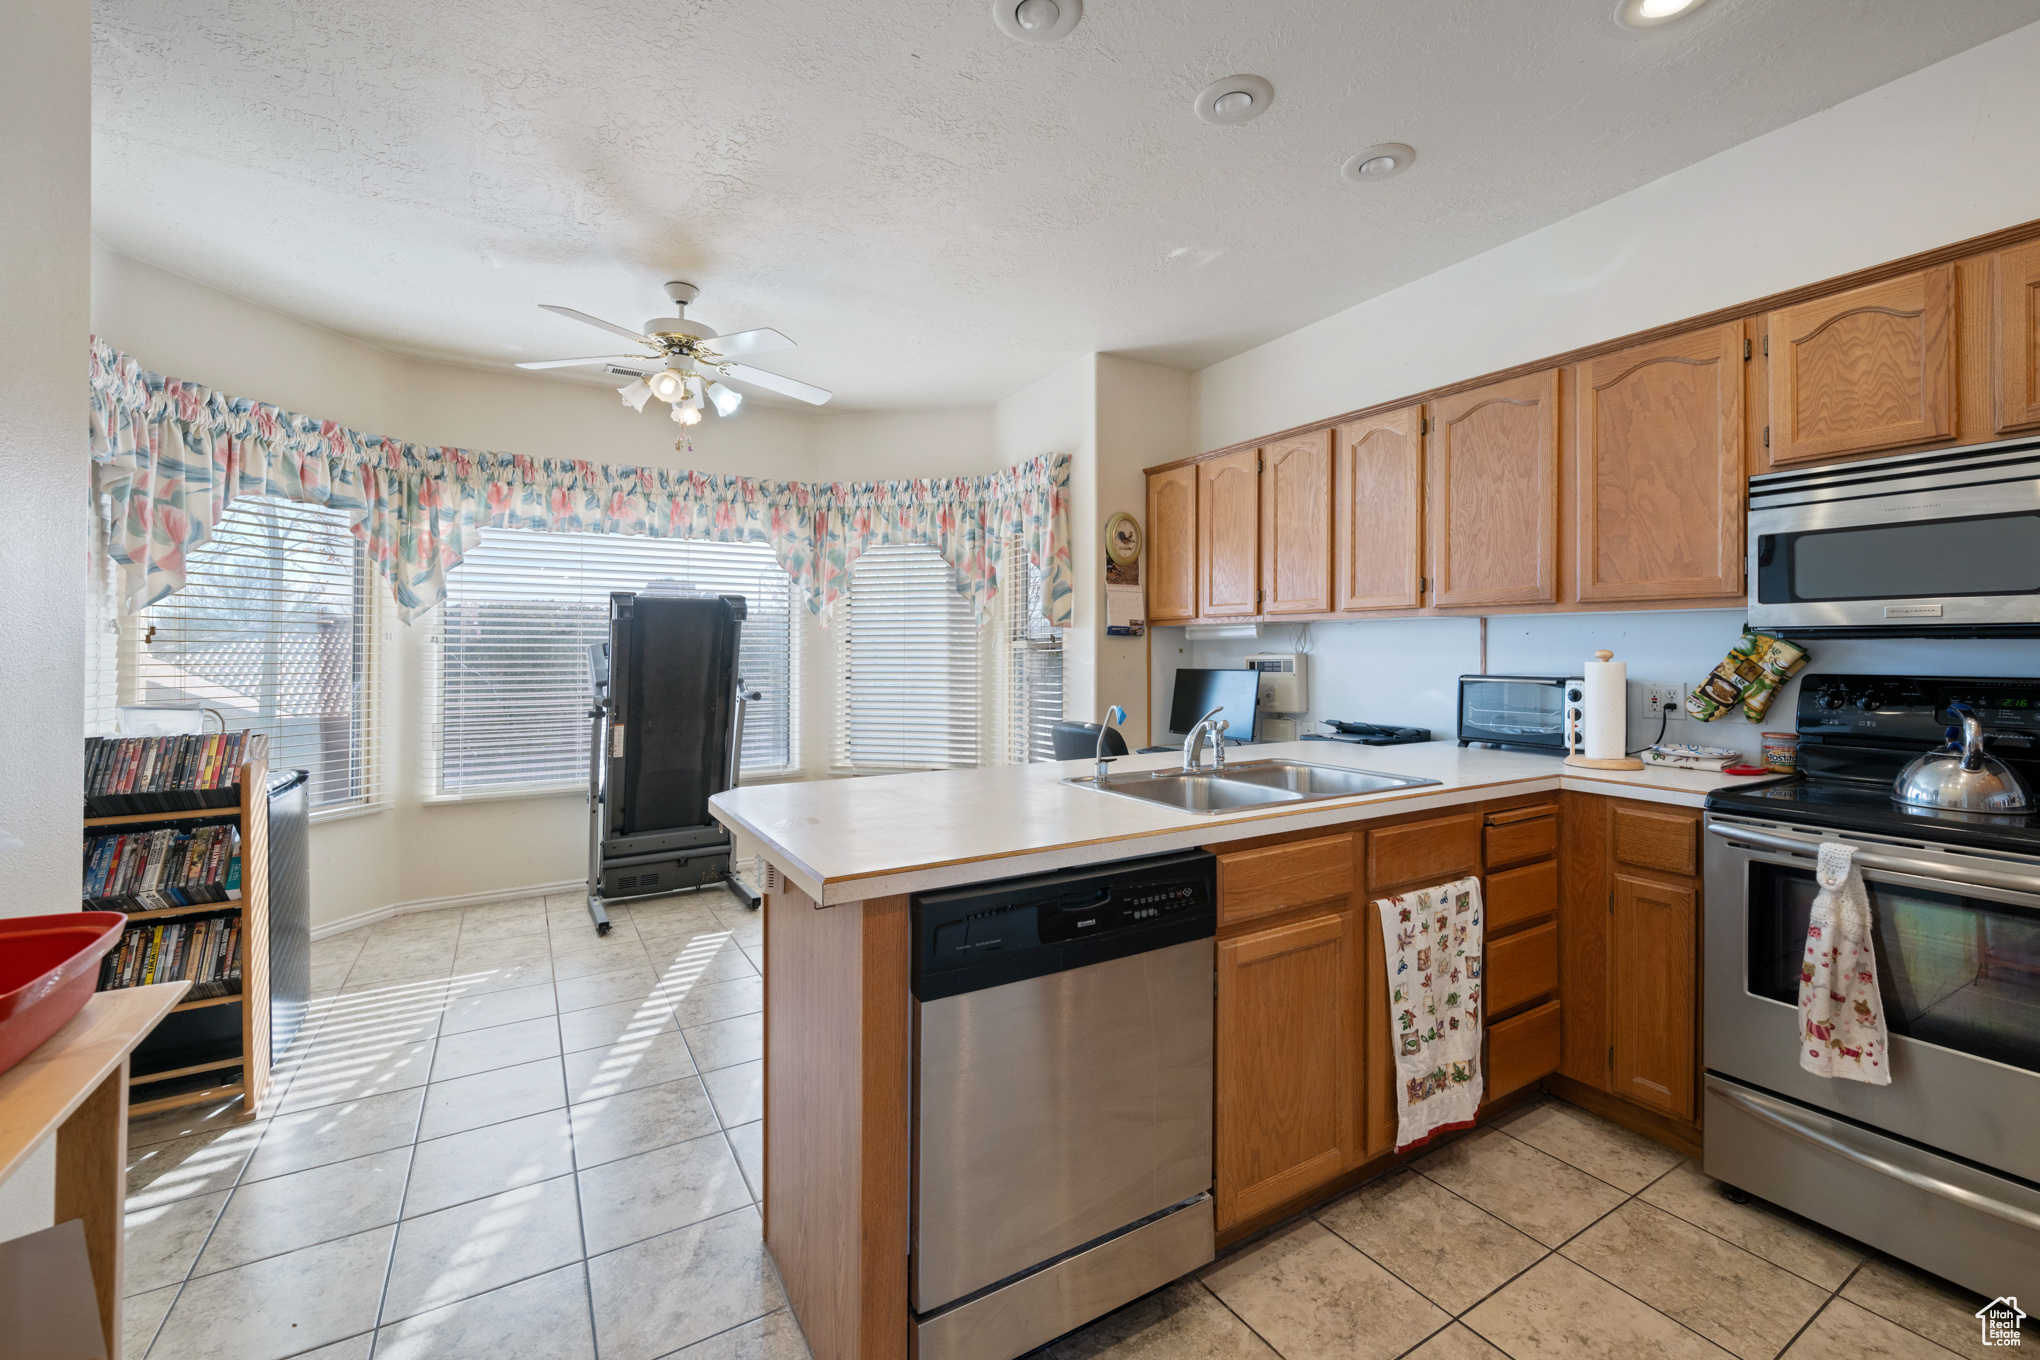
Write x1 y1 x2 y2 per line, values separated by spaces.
727 685 763 789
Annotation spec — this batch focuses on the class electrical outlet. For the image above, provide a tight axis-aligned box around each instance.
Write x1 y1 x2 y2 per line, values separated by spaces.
1639 682 1685 722
1643 686 1665 721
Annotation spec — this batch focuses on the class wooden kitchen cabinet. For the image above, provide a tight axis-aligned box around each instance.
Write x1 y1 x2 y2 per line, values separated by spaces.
1261 432 1333 615
1335 406 1425 611
1146 466 1198 625
1609 873 1698 1121
1996 241 2040 435
1427 370 1560 609
1215 909 1359 1230
1198 449 1260 617
1768 265 1956 466
1576 323 1745 602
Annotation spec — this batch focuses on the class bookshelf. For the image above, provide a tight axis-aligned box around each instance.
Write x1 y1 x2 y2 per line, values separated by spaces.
83 756 271 1118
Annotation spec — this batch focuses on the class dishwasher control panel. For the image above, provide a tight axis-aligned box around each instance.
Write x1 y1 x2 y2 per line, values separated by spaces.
911 850 1216 1002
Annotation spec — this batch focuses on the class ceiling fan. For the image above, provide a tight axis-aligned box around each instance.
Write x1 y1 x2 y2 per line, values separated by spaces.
517 282 832 426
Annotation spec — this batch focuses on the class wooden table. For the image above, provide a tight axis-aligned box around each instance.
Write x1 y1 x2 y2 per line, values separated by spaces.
0 983 189 1357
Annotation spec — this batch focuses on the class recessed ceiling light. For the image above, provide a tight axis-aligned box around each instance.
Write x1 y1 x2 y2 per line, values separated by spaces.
1340 143 1416 183
993 0 1081 43
1194 75 1275 126
1615 0 1711 29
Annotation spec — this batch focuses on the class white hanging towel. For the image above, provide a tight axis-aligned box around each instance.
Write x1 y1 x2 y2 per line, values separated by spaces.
1798 843 1892 1085
1376 875 1485 1150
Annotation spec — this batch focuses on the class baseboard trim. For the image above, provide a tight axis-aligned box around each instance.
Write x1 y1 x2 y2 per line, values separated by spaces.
310 880 586 941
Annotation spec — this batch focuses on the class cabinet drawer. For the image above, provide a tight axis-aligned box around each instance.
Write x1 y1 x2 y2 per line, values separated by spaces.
1485 810 1556 869
1613 806 1698 876
1486 860 1557 935
1367 815 1480 892
1218 834 1355 927
1487 920 1558 1016
1486 999 1561 1101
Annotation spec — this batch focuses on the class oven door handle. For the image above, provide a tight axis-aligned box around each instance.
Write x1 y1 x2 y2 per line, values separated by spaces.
1706 1077 2040 1234
1706 820 2040 895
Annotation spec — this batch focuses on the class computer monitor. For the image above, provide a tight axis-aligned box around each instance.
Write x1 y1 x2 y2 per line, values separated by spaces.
1167 668 1259 742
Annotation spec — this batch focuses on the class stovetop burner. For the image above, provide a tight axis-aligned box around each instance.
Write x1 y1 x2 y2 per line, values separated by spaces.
1705 672 2040 854
1303 719 1433 747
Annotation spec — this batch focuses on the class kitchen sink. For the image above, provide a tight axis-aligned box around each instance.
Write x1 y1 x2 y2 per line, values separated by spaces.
1065 760 1439 815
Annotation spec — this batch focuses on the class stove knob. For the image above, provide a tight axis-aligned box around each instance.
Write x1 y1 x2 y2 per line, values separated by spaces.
1855 691 1881 712
1817 687 1845 711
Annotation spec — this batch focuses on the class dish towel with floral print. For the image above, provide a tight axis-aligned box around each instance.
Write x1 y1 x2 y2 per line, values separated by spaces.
1798 842 1891 1085
1376 875 1485 1150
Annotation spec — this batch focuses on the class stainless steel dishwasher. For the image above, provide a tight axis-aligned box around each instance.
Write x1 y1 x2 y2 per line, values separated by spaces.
910 849 1217 1360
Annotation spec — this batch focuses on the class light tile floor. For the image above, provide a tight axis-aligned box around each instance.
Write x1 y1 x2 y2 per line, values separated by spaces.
121 887 809 1360
1039 1098 2039 1360
122 894 2035 1360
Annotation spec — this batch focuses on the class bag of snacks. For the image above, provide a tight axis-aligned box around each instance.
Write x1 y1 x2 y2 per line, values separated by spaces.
1686 631 1809 723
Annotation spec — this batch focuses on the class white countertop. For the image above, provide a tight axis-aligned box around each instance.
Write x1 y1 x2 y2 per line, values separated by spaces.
709 740 1784 905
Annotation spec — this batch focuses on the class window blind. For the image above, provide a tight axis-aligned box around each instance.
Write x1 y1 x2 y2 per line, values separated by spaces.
834 544 982 771
432 530 796 797
125 497 373 811
998 549 1064 764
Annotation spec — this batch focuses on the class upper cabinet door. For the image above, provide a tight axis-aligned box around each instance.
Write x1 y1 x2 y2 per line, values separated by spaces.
1199 449 1261 617
1260 432 1333 616
1145 467 1198 625
1768 265 1956 466
1577 323 1745 603
1428 370 1560 609
1335 407 1424 612
1996 242 2040 435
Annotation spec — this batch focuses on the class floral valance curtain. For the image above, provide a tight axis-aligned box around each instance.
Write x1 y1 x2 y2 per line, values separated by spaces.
87 339 1071 627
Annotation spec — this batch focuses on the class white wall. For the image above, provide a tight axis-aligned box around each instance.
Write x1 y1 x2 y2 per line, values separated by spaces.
0 0 88 1248
90 248 1008 930
1163 19 2040 756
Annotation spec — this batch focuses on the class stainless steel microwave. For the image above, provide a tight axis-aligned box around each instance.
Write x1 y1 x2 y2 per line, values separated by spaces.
1747 437 2040 636
1457 675 1584 754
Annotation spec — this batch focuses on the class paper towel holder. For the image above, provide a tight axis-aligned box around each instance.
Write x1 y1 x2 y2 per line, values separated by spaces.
1563 649 1644 770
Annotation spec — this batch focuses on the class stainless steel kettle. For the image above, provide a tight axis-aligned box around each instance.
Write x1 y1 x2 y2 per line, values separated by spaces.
1892 702 2035 813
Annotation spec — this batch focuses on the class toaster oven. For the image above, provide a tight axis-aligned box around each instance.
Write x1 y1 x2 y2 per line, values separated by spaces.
1457 675 1584 755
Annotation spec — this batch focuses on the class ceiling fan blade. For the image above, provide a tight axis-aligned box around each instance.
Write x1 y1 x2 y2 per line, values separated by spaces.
515 355 651 370
719 362 833 405
706 328 795 358
538 304 654 345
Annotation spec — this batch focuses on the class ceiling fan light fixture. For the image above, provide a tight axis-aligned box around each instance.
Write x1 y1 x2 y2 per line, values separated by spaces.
1615 0 1710 28
707 382 743 417
994 0 1080 43
646 368 690 404
1340 143 1416 183
674 404 703 426
1194 75 1275 126
617 377 652 412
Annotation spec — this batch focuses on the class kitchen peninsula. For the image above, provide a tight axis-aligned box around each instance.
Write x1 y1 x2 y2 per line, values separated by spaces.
709 741 1780 1360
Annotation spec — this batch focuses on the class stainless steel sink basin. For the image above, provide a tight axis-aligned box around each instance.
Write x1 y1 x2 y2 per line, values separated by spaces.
1065 759 1438 815
1218 759 1438 798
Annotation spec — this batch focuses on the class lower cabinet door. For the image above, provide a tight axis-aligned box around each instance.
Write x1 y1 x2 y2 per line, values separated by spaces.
1216 909 1358 1231
1609 873 1698 1120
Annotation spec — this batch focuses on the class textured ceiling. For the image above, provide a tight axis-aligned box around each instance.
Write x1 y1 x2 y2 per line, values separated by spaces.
93 0 2040 410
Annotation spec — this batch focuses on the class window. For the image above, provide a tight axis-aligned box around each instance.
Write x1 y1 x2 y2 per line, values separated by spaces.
833 540 1061 771
120 497 374 812
431 530 796 797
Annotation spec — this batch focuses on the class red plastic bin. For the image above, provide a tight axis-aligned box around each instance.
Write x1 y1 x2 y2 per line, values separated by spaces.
0 913 129 1077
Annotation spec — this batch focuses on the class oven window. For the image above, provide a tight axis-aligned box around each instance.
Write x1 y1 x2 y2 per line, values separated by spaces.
1747 861 2040 1073
1756 512 2040 603
1463 682 1565 739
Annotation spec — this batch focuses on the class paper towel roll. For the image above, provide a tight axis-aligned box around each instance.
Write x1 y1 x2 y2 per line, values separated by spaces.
1581 650 1627 761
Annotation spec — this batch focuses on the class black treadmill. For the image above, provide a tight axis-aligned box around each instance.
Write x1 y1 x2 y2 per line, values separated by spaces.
585 591 761 935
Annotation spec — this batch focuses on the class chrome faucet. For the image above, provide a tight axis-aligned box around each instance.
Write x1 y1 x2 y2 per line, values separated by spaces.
1094 705 1126 785
1182 706 1230 773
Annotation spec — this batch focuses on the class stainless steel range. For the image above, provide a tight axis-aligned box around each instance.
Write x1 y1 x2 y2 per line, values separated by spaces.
1704 674 2040 1300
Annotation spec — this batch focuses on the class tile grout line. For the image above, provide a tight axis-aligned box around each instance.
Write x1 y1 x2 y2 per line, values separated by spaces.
361 1025 434 1359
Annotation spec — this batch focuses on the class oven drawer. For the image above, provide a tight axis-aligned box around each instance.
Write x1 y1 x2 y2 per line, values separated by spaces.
1487 920 1558 1016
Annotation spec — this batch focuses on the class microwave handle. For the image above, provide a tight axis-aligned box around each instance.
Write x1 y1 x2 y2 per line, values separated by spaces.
1706 1077 2040 1235
1706 820 2040 895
